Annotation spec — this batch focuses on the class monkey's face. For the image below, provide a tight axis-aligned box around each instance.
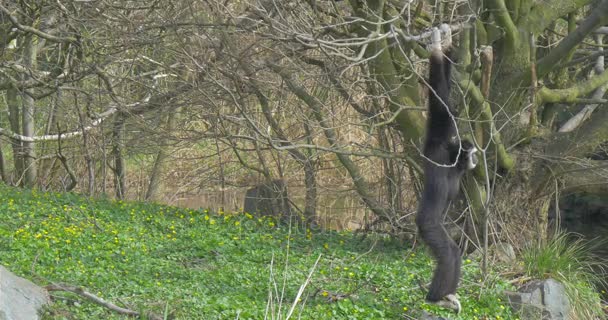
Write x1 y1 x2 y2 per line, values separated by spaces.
460 140 478 170
466 146 478 170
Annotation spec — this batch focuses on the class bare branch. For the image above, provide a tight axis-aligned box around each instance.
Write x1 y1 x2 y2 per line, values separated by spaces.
0 4 77 43
268 61 393 220
0 107 117 142
46 284 163 320
537 0 608 78
560 35 606 132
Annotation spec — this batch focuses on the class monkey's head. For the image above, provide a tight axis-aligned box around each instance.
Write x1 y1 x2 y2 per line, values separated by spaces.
459 140 478 171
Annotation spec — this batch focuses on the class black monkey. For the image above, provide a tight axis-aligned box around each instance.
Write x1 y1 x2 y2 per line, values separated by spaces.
415 48 478 313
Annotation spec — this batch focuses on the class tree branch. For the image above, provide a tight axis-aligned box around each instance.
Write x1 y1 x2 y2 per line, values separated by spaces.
268 61 393 220
0 4 77 43
459 78 515 171
538 66 608 103
0 107 117 142
544 101 608 158
536 0 608 78
522 0 593 34
554 160 608 195
559 36 606 132
486 0 519 51
46 284 163 320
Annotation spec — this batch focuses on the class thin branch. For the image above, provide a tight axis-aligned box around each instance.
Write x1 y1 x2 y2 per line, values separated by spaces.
46 284 163 320
268 61 393 220
458 78 515 171
536 0 608 78
0 4 77 43
554 160 608 195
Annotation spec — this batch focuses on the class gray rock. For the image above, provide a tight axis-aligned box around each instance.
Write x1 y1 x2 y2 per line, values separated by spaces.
0 266 50 320
506 278 570 320
492 242 516 263
468 242 516 263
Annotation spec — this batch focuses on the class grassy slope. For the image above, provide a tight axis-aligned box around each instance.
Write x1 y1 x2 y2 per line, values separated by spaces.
0 184 514 319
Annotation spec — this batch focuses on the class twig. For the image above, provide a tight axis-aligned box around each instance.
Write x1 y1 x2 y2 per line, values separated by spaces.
0 4 77 43
45 284 164 320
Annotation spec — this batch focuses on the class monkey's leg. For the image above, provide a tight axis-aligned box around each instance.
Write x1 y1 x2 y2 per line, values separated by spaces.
419 224 462 313
448 239 462 295
430 293 461 313
419 223 453 301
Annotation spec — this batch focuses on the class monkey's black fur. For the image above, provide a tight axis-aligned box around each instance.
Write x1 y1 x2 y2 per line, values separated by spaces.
415 48 477 303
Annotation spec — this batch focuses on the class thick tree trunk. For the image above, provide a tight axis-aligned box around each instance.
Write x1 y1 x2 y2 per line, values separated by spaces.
21 33 37 188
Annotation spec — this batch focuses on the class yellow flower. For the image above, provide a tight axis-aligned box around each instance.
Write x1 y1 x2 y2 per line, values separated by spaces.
322 291 329 297
209 219 216 225
403 306 408 311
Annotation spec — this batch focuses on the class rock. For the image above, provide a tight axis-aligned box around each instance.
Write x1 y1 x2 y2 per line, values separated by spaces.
506 279 569 320
243 180 292 218
0 266 50 320
467 242 516 263
492 242 516 263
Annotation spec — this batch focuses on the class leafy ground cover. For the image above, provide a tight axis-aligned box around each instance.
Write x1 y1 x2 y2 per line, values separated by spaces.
0 184 514 319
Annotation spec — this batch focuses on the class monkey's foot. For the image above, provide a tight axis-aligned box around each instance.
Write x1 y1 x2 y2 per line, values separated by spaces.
428 294 461 313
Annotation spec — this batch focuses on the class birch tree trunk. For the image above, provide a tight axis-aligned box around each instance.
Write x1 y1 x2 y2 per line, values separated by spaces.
21 33 37 188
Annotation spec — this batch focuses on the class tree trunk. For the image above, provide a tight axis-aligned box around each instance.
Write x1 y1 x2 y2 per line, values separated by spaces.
112 113 127 199
0 140 7 182
76 95 95 195
302 123 318 222
145 111 177 201
6 88 23 185
21 33 38 188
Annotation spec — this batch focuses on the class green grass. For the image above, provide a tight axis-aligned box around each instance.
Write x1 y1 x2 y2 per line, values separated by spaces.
0 184 514 319
521 231 607 319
